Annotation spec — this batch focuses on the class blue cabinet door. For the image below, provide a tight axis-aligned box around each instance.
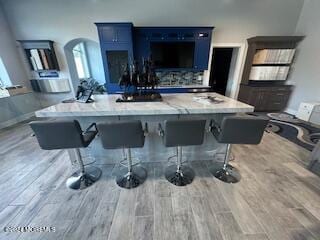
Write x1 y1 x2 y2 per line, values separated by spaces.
116 27 132 43
134 30 150 63
194 29 212 70
100 26 116 42
150 32 165 41
179 30 195 41
100 26 132 43
101 43 134 93
194 40 211 70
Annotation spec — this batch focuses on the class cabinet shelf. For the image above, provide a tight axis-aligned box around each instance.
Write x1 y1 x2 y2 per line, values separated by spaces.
18 40 60 71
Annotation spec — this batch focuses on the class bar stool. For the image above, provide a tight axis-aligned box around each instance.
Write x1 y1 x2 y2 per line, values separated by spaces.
30 120 102 190
97 121 147 189
159 119 206 186
209 114 269 183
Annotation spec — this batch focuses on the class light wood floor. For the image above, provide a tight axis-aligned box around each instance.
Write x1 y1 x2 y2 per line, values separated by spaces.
0 121 320 240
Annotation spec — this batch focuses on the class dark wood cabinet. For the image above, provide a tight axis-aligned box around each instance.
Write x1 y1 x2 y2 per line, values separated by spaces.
238 85 292 112
238 36 304 112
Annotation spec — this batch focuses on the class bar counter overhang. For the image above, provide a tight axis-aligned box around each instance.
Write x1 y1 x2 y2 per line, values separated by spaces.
35 93 254 165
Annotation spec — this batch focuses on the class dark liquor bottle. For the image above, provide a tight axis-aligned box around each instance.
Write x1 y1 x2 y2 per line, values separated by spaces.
119 63 131 93
148 57 158 90
131 60 139 88
141 58 148 90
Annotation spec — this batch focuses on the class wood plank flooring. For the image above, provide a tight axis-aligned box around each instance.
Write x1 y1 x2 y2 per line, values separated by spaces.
0 121 320 240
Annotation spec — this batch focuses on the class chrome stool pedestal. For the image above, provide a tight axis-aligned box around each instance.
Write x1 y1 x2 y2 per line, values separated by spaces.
209 115 269 184
116 148 147 189
210 145 240 184
159 120 206 187
30 120 101 191
66 148 102 190
165 146 195 186
97 120 147 189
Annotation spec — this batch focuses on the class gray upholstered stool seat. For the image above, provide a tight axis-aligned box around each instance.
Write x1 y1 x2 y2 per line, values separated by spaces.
30 120 102 190
160 119 206 186
210 114 269 183
97 121 147 189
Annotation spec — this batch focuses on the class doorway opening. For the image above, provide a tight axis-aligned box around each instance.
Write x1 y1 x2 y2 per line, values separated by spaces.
209 48 234 96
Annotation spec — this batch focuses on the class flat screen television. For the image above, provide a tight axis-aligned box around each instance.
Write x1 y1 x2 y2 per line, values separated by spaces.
150 42 195 68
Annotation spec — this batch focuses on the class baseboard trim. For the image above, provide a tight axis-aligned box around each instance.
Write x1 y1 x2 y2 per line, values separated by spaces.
285 108 297 116
0 112 35 130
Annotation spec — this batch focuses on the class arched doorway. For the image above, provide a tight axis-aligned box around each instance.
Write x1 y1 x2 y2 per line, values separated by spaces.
64 38 105 94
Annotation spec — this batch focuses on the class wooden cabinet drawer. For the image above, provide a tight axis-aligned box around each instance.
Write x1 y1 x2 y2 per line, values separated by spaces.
267 101 287 111
254 87 291 92
271 92 290 102
238 85 292 112
273 87 292 91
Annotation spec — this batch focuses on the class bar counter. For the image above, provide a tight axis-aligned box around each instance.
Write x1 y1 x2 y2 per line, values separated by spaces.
35 93 254 165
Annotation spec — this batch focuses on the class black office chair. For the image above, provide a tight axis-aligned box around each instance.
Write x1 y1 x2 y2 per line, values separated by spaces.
159 119 206 186
210 114 269 183
30 120 102 190
97 121 147 189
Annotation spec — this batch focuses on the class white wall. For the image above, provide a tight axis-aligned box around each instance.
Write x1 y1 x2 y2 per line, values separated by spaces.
0 0 304 89
0 2 29 87
85 41 105 85
0 3 44 127
286 0 320 113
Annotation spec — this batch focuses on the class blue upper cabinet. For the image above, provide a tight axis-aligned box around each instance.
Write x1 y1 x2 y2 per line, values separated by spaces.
95 23 214 93
134 27 213 71
100 26 114 42
95 23 134 93
194 29 213 70
99 24 132 43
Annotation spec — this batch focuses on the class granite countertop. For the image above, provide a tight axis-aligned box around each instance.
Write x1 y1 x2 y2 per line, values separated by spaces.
35 92 254 117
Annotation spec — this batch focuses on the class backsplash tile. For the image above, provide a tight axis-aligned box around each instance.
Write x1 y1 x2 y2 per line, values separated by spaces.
156 71 204 86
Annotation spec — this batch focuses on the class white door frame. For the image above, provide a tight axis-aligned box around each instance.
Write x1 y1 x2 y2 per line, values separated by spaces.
211 43 247 99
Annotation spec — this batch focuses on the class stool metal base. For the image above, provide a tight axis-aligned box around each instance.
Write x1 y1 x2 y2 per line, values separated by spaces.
66 166 102 190
116 165 147 189
165 165 195 186
212 164 241 184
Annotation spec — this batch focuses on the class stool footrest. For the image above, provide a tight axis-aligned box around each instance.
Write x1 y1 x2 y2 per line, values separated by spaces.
119 157 141 168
